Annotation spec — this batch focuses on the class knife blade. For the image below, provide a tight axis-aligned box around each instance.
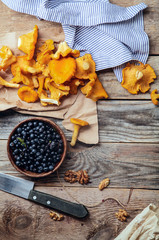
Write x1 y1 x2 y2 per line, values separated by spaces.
0 172 88 218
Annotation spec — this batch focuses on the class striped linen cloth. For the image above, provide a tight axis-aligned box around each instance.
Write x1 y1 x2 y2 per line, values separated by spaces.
1 0 149 82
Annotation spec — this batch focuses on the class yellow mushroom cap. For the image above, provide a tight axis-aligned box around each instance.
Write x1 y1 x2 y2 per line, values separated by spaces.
70 118 89 126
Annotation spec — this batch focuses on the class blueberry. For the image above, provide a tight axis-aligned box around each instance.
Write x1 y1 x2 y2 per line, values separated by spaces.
30 139 35 144
23 161 27 166
50 141 56 150
49 165 54 171
44 167 49 172
39 139 45 144
9 142 14 148
39 133 44 138
29 129 34 134
17 127 22 133
15 156 21 161
38 122 44 127
35 161 40 166
40 149 44 154
27 160 31 165
51 151 55 156
33 121 38 127
37 155 42 161
36 152 40 157
11 135 16 141
35 126 40 131
29 156 34 161
46 149 50 154
13 139 18 145
15 161 21 166
56 134 61 140
26 140 30 146
26 126 30 131
29 164 33 170
38 166 43 172
32 149 36 155
47 134 51 139
34 138 39 143
42 157 47 162
28 122 33 127
21 130 27 136
56 156 61 162
33 168 37 173
58 148 63 154
30 133 34 139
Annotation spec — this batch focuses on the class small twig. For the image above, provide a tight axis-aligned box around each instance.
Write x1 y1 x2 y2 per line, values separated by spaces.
127 188 133 205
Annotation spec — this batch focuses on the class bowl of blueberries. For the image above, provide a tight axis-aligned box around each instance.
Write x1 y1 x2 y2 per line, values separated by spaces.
7 117 67 178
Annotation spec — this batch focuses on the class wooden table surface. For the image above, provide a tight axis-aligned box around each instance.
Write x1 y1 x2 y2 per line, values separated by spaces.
0 1 159 239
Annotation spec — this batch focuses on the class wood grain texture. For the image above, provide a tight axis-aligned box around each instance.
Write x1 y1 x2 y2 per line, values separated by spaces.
0 100 159 143
1 140 159 189
0 0 159 54
0 0 159 239
0 187 158 240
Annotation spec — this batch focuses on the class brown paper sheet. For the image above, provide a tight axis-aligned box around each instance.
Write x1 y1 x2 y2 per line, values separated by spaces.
0 27 98 144
115 204 159 240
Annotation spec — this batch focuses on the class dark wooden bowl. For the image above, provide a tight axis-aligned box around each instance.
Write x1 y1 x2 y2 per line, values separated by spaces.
7 117 67 178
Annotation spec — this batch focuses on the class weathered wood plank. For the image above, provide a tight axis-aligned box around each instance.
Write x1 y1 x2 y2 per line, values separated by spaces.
0 100 159 143
0 187 158 240
0 0 159 54
1 140 159 189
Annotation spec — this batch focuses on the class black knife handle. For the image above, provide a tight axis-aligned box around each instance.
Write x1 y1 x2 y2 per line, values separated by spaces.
28 189 88 218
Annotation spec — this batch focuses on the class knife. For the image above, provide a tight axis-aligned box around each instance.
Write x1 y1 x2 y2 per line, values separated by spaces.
0 172 88 218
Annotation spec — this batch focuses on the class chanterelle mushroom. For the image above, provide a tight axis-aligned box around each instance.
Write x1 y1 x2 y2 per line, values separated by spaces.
70 118 89 147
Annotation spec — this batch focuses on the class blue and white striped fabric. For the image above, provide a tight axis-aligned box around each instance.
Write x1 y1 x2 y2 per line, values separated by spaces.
1 0 149 82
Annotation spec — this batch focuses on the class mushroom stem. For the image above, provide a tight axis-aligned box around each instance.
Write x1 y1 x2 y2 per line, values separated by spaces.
136 70 143 80
83 62 90 70
70 124 81 147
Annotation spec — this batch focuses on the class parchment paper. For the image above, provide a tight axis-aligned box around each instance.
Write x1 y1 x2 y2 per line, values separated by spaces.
115 204 159 240
0 27 98 144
